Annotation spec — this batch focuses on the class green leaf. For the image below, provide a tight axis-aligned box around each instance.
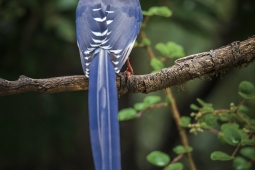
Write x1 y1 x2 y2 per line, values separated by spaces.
210 151 233 161
221 123 239 131
118 108 137 121
202 114 217 127
241 139 255 146
190 104 200 111
219 112 232 121
179 116 191 127
146 151 170 167
240 147 255 160
144 96 161 105
233 157 251 170
150 58 164 71
201 106 214 114
221 124 248 145
239 105 249 115
196 98 213 107
224 130 241 146
166 42 185 58
238 81 255 99
155 42 185 58
165 162 184 170
134 102 147 111
142 10 150 16
173 145 186 155
222 125 242 146
239 131 248 141
155 43 169 56
185 146 193 153
147 6 172 17
140 38 151 47
173 145 193 155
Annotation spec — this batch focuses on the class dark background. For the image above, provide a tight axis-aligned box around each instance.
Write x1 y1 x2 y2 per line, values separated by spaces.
0 0 255 169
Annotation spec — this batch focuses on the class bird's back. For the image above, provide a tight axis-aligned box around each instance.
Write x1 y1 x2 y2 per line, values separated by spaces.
76 0 142 76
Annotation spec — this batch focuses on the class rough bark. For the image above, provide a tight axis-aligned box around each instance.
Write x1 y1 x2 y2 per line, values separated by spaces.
0 35 254 97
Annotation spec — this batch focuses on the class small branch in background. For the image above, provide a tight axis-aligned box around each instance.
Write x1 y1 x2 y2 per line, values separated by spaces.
163 153 184 170
205 128 220 135
139 30 155 60
231 144 241 157
170 153 184 165
236 111 253 129
142 16 151 26
234 99 254 129
166 88 197 170
213 109 231 114
136 102 167 118
139 23 197 169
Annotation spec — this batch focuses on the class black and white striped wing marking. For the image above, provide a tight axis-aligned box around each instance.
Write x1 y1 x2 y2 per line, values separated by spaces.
76 3 108 77
76 2 142 77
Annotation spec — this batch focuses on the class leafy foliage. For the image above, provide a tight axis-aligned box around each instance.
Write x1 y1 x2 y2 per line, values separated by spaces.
143 6 172 17
146 151 170 167
150 58 164 71
118 108 137 121
185 81 255 167
240 147 255 160
238 81 255 99
118 95 164 121
180 116 191 127
155 42 185 59
210 151 233 161
124 3 255 168
146 149 186 169
165 162 184 170
173 145 193 155
233 157 251 170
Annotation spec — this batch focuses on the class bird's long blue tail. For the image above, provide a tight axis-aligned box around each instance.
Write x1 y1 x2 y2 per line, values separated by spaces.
89 49 121 170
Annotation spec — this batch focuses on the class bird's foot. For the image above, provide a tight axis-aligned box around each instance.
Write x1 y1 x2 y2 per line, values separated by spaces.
124 59 134 79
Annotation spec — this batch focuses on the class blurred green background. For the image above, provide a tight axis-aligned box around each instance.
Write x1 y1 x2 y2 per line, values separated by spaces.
0 0 254 169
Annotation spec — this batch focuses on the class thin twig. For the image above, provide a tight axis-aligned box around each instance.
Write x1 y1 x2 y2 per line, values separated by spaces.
139 30 155 60
163 153 185 170
231 144 241 157
170 153 185 164
213 109 231 114
235 100 254 129
136 102 167 118
166 88 197 170
205 128 220 135
142 16 151 26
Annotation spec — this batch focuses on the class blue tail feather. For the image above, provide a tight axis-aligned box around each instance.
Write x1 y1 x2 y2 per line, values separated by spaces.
89 49 121 170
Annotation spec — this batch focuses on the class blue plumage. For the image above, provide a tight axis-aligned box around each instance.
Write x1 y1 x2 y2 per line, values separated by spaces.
76 0 142 76
76 0 142 169
89 49 120 170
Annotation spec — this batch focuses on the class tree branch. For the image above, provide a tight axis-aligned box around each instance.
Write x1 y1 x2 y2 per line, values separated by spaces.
0 36 255 97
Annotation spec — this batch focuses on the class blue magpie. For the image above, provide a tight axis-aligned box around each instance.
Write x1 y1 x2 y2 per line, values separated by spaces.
76 0 142 169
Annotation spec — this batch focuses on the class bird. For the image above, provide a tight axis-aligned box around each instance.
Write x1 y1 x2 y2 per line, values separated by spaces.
76 0 143 170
